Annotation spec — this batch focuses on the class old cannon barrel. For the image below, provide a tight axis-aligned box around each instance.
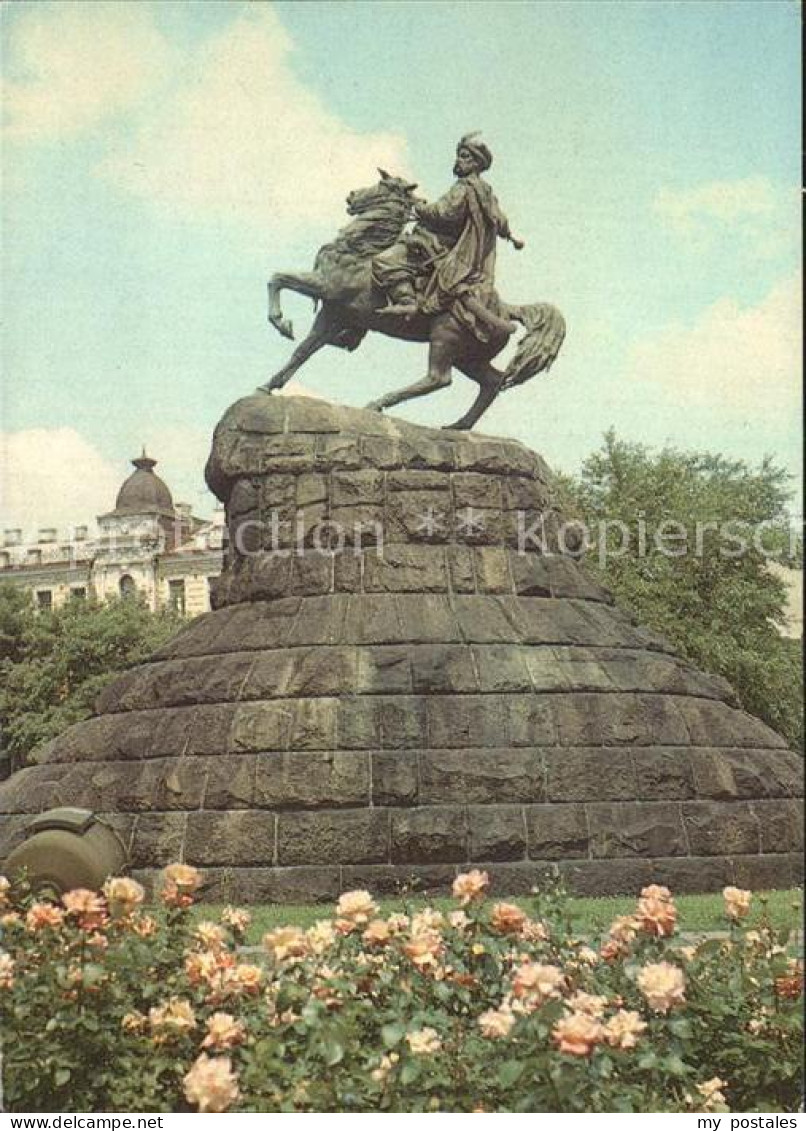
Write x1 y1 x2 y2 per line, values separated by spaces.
4 808 128 897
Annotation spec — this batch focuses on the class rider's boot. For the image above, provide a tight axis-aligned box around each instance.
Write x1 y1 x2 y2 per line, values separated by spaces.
379 280 418 318
462 294 518 338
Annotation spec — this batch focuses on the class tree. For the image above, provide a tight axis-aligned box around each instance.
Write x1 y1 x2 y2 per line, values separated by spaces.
0 588 183 776
557 431 803 750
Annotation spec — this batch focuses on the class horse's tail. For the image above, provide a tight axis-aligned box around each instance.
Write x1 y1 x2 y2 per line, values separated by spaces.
502 302 566 391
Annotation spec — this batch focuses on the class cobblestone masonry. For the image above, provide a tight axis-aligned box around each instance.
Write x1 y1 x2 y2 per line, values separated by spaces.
1 395 802 901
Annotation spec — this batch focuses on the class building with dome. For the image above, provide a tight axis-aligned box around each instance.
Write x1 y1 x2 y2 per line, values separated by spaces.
0 452 224 617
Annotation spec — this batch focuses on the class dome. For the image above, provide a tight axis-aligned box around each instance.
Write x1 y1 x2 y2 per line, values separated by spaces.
114 452 174 515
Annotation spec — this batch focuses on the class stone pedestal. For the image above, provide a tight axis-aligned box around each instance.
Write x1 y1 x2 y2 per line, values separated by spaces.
1 395 802 901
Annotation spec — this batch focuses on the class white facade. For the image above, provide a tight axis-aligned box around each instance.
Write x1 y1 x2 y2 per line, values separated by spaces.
1 455 225 617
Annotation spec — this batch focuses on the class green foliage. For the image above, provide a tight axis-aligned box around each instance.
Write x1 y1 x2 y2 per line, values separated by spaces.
0 872 802 1112
557 431 803 749
0 586 182 772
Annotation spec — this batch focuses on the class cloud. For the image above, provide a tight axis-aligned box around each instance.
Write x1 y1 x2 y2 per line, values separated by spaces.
99 6 409 230
2 2 172 141
653 176 799 260
626 273 802 418
0 429 122 537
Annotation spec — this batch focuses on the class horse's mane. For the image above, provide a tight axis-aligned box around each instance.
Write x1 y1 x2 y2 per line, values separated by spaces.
317 199 411 265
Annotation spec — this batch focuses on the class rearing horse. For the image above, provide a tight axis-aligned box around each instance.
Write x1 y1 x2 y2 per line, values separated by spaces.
261 171 565 431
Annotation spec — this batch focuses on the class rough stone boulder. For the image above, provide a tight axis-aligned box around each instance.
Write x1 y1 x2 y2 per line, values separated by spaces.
1 395 802 901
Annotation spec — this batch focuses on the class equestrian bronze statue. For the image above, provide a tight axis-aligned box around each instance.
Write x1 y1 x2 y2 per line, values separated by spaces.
262 134 565 431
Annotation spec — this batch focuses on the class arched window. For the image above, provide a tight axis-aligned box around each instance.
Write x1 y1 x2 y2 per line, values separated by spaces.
119 574 136 598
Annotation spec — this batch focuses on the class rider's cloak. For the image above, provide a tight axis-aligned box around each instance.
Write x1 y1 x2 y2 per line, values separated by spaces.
418 174 513 341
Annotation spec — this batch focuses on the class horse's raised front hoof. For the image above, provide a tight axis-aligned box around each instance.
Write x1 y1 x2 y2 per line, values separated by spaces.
269 315 294 340
364 400 385 414
442 419 471 432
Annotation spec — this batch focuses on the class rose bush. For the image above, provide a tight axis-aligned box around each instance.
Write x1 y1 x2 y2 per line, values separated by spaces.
0 870 801 1113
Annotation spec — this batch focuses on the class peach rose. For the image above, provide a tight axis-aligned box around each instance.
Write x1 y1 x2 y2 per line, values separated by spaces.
194 922 228 952
640 884 672 902
0 953 14 990
221 906 251 934
202 1012 247 1051
406 1027 441 1055
25 902 65 931
723 886 752 921
522 918 550 943
131 913 158 938
608 914 640 944
363 919 392 946
0 876 12 909
696 1077 729 1112
512 962 566 1003
183 1053 240 1113
121 1011 147 1034
490 902 528 936
229 963 262 994
263 927 309 963
604 1009 647 1049
448 909 471 932
102 877 145 916
62 889 107 930
306 919 337 954
452 869 489 905
411 908 445 935
163 863 201 890
186 949 235 990
162 863 201 907
636 895 677 938
566 991 608 1018
637 961 686 1013
186 950 215 985
149 997 196 1039
478 1006 515 1039
335 890 378 924
403 930 443 970
371 1052 399 1082
552 1011 604 1056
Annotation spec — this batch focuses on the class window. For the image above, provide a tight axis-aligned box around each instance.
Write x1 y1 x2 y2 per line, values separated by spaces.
70 587 87 601
36 590 53 611
27 549 42 565
119 574 136 598
0 552 9 569
168 578 186 614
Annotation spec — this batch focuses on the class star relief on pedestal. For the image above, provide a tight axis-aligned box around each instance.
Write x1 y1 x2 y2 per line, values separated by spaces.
456 506 486 537
415 506 447 538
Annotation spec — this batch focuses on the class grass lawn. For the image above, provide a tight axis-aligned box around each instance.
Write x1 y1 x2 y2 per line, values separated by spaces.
192 888 803 945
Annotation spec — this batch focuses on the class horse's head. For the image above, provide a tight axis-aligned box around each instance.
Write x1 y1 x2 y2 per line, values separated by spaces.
346 169 419 217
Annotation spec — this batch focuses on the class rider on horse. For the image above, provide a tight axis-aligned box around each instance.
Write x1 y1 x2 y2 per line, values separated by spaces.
372 133 525 340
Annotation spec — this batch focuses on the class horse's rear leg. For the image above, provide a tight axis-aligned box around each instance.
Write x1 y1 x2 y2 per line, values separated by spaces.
365 333 454 413
443 360 505 431
268 271 323 341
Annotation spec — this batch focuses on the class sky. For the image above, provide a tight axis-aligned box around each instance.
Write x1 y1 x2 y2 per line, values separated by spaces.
1 0 801 534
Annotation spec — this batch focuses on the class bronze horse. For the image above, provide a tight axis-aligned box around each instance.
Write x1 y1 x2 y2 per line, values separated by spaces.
261 171 565 431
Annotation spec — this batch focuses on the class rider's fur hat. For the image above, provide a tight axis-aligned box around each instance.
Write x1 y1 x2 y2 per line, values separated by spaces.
458 132 492 172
